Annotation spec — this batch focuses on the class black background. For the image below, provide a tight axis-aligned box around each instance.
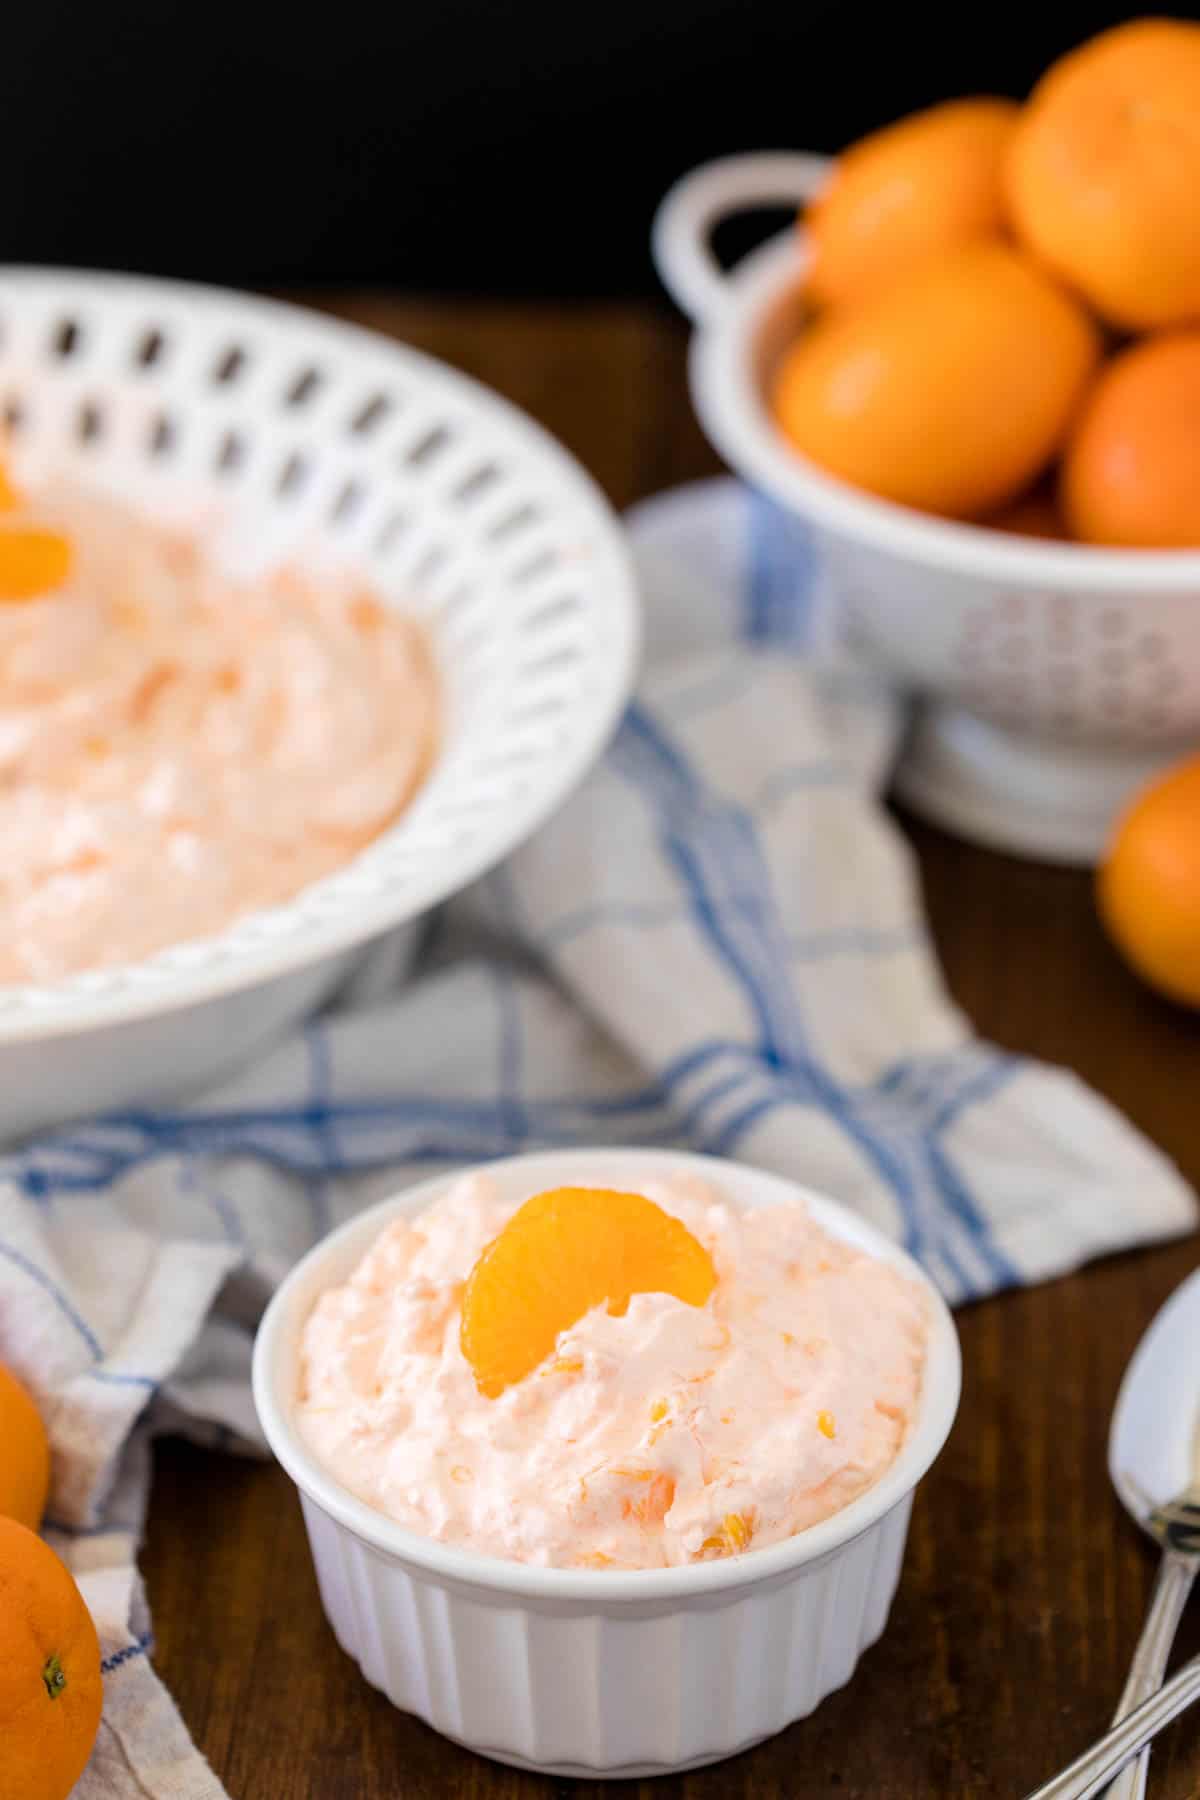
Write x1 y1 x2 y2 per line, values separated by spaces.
5 3 1196 295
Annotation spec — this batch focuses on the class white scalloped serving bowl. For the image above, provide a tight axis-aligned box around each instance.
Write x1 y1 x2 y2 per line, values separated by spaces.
0 270 638 1139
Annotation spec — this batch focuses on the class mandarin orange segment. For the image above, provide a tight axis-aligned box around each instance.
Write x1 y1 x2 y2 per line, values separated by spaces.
459 1186 717 1397
0 528 72 602
0 462 21 510
700 1511 753 1557
619 1471 675 1525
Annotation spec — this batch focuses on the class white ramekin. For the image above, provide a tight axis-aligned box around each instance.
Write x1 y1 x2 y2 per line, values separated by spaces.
252 1147 960 1777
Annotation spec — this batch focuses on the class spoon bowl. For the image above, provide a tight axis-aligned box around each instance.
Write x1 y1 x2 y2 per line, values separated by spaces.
1024 1265 1200 1800
1103 1265 1200 1800
1109 1267 1200 1533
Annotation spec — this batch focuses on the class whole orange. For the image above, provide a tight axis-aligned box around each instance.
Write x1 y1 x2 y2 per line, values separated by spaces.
1006 18 1200 331
0 1516 102 1800
806 97 1020 311
772 241 1100 518
1100 755 1200 1005
0 1365 50 1531
1062 333 1200 547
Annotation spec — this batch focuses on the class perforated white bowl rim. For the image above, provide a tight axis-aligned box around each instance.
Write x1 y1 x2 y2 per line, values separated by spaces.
0 268 639 1040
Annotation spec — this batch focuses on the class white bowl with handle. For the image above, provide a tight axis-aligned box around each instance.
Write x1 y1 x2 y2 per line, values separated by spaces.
652 154 1200 866
0 270 638 1140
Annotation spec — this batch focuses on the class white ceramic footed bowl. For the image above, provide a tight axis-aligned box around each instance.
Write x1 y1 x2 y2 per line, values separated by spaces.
652 155 1200 865
253 1146 960 1777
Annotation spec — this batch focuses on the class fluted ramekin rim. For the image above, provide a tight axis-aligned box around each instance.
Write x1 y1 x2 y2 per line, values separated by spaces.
253 1146 961 1605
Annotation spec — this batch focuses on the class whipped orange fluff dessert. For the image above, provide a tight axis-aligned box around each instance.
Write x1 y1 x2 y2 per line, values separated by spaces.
297 1172 928 1570
0 482 437 983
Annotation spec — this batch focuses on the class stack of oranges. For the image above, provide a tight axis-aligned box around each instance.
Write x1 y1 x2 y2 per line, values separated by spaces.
772 18 1200 549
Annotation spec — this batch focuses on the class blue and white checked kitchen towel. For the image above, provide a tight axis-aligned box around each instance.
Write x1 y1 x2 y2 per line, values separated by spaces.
1 479 1194 1799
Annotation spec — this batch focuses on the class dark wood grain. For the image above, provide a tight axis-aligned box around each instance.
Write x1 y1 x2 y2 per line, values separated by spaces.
141 297 1200 1799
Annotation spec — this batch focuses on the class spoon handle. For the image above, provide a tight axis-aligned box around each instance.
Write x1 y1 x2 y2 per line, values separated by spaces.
1102 1552 1196 1800
1021 1650 1200 1800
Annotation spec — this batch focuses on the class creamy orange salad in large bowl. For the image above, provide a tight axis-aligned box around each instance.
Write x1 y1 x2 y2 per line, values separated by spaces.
0 477 438 985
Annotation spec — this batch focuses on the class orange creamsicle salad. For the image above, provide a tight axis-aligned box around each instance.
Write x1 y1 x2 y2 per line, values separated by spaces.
296 1172 929 1569
0 477 437 983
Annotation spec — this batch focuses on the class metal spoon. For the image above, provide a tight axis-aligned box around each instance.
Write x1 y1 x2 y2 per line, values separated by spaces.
1104 1266 1200 1799
1022 1654 1200 1800
1023 1267 1200 1800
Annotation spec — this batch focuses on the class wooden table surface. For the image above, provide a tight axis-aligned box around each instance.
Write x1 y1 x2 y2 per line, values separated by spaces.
142 297 1200 1799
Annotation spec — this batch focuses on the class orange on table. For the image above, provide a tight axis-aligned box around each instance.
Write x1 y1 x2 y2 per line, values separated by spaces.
1100 754 1200 1006
1005 17 1200 331
985 487 1071 540
805 97 1019 312
0 1515 102 1800
0 1366 50 1531
460 1187 717 1397
1061 333 1200 548
772 241 1100 519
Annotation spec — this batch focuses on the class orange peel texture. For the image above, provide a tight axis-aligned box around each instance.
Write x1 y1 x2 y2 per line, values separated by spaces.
460 1186 717 1398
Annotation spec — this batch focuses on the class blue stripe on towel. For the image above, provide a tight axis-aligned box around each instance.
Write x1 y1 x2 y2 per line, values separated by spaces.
745 490 818 647
610 701 1019 1294
0 1240 103 1358
101 1631 154 1676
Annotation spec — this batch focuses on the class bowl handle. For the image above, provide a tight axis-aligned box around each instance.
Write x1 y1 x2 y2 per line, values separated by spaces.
651 152 832 325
